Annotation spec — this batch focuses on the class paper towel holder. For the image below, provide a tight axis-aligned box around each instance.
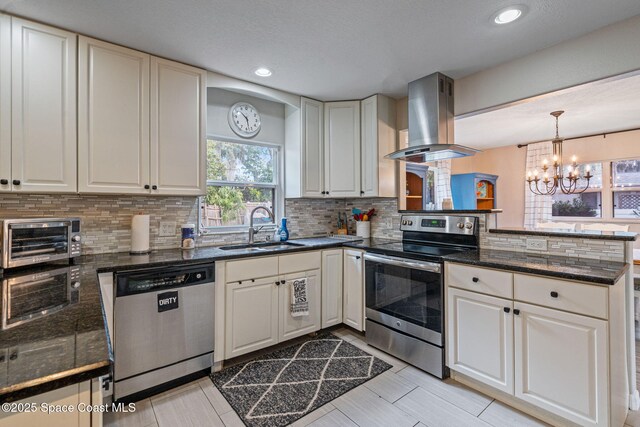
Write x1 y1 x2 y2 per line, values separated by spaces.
130 214 152 255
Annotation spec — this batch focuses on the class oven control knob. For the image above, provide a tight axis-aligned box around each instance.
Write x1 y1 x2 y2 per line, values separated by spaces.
71 281 80 289
396 321 402 327
408 220 413 226
457 222 465 229
465 222 473 229
402 220 407 225
72 235 81 242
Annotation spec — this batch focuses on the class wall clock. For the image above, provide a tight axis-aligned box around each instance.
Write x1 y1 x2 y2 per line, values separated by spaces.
228 102 261 138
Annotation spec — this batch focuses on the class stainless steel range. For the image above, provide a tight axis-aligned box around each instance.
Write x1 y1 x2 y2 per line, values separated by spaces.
364 214 478 378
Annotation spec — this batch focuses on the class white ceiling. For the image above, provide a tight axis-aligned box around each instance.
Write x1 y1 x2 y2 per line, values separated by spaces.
1 0 640 101
455 72 640 149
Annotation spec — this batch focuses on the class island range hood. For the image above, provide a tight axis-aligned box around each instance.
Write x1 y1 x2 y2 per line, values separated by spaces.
386 72 480 162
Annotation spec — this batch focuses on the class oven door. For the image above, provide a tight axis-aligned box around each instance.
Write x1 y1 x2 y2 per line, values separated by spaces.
1 266 80 329
364 253 443 346
3 220 72 268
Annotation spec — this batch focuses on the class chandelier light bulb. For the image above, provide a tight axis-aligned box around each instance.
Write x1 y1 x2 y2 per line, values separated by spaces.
533 169 538 176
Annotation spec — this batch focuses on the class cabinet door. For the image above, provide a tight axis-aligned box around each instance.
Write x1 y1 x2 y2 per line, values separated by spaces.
343 249 364 331
514 302 608 427
322 249 343 328
360 95 377 197
301 97 324 197
447 287 513 394
324 101 360 197
0 14 9 193
78 36 150 194
225 276 279 358
150 57 206 195
11 18 77 193
0 382 91 427
279 269 321 341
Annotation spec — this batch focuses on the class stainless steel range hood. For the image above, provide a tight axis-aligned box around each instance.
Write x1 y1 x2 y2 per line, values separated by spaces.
386 72 480 162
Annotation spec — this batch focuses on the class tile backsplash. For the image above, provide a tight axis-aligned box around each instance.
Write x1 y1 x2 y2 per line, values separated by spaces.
0 194 402 254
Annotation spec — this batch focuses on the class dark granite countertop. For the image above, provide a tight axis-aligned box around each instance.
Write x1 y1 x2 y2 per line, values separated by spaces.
0 262 111 403
490 227 638 242
399 209 502 214
2 233 628 401
444 249 629 285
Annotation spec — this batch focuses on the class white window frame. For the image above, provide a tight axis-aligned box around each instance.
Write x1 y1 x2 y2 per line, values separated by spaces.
199 136 284 234
551 157 640 223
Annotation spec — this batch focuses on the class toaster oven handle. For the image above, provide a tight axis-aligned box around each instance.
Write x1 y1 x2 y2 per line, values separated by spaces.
9 221 70 229
363 253 441 273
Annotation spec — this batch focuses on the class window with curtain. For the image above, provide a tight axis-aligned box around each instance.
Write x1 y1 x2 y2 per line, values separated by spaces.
551 162 603 218
612 158 640 219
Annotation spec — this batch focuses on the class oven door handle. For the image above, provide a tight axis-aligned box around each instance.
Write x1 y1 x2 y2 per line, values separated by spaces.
364 253 441 273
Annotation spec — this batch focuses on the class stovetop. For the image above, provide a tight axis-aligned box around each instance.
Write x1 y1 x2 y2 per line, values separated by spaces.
364 240 473 262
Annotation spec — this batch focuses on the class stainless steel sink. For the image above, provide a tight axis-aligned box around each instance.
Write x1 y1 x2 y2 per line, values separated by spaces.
219 241 304 251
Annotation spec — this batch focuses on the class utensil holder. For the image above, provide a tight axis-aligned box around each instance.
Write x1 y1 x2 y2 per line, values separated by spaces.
356 221 371 238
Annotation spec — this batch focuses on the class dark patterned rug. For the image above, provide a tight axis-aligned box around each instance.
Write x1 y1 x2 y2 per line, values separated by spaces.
210 332 392 427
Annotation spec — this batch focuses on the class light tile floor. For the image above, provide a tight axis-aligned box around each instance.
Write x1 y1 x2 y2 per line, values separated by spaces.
105 327 636 427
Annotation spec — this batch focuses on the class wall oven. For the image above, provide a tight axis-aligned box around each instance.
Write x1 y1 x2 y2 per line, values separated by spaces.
1 265 81 330
1 218 81 269
364 214 479 379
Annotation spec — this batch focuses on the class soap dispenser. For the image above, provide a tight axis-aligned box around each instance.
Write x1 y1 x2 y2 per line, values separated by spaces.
279 217 289 241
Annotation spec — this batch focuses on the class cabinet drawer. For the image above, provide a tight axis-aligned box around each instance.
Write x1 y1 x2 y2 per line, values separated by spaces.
226 256 279 282
279 251 321 275
446 263 513 299
514 274 608 319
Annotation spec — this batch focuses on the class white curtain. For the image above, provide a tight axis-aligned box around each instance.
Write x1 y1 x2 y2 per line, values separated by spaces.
435 159 452 209
524 141 553 228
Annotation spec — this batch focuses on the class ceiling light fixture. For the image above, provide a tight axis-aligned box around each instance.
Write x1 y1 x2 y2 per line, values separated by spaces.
254 67 272 77
493 7 523 24
526 111 593 196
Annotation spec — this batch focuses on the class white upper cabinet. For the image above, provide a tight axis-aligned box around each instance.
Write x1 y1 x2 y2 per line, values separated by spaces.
360 95 397 197
150 57 206 195
78 37 206 195
284 97 324 198
302 97 324 197
78 36 150 194
0 14 10 193
10 18 77 193
324 101 360 198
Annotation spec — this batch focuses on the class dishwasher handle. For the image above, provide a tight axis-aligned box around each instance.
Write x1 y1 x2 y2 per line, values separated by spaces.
115 262 215 297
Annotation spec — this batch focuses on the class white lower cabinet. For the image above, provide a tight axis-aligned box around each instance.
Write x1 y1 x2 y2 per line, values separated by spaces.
0 381 93 427
279 269 321 341
445 262 624 427
225 276 280 359
447 287 513 394
343 249 364 331
321 249 343 328
224 253 321 359
514 302 608 427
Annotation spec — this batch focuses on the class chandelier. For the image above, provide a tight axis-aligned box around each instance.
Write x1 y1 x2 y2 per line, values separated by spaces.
526 110 592 195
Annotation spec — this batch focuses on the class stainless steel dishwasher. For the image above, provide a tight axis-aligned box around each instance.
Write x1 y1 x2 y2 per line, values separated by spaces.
113 262 215 401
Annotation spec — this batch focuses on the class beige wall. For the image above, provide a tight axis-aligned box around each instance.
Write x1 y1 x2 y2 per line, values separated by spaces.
451 145 527 227
451 129 640 233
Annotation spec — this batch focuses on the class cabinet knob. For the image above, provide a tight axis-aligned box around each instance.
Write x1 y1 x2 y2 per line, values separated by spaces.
12 179 20 185
355 256 361 260
503 307 510 313
251 279 255 283
280 280 285 284
0 179 7 185
152 185 158 190
275 281 280 285
9 352 17 361
550 291 559 298
360 191 364 195
513 309 520 315
321 191 326 195
144 184 150 189
472 277 479 283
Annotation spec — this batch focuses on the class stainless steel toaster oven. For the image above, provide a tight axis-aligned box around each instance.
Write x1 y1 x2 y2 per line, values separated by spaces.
0 218 81 269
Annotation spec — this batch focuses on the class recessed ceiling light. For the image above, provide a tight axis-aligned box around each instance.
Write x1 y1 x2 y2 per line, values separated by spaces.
493 7 523 24
254 67 272 77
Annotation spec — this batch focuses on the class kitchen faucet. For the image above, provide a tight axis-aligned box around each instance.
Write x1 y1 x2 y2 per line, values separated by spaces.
248 206 275 244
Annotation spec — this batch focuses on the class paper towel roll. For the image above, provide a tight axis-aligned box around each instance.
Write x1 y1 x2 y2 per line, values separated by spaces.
131 214 150 254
